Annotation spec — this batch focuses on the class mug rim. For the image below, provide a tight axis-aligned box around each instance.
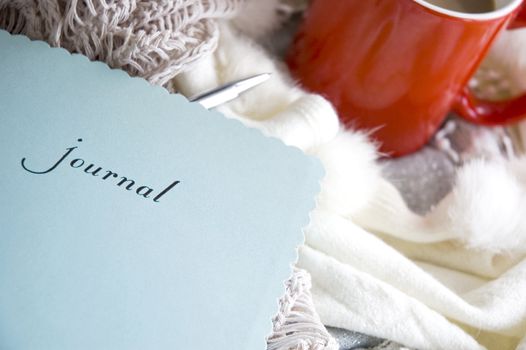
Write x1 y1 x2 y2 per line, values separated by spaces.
413 0 523 20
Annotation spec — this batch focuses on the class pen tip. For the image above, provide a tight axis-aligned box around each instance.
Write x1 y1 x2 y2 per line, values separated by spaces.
240 73 271 88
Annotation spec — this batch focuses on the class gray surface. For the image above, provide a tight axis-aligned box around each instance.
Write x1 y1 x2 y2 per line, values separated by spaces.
327 327 384 349
327 327 413 350
382 146 456 215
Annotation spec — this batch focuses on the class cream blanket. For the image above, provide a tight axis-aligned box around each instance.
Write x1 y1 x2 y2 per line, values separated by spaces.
174 13 526 350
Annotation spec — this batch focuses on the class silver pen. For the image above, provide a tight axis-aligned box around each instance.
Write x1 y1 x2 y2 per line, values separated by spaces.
189 73 271 109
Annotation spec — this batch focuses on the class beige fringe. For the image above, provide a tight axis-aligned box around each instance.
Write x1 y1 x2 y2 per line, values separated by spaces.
268 269 339 350
0 0 241 87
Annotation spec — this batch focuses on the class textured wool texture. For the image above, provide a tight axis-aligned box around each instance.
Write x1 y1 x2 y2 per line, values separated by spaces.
0 0 240 87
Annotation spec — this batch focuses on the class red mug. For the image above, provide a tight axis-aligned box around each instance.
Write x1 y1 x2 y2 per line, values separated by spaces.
287 0 526 156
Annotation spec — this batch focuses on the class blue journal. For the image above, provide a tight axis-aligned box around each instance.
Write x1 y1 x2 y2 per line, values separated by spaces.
0 30 322 349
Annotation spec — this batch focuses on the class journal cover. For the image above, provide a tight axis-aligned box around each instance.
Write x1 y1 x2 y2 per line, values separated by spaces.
0 30 322 350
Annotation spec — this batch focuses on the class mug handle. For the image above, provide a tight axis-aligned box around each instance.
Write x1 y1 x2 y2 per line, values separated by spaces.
453 5 526 125
509 2 526 29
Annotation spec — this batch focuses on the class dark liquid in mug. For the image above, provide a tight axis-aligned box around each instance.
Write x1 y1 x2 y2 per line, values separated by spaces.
427 0 496 13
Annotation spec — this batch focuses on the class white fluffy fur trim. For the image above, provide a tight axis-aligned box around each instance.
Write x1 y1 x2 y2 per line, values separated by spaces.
448 158 526 253
313 129 381 216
